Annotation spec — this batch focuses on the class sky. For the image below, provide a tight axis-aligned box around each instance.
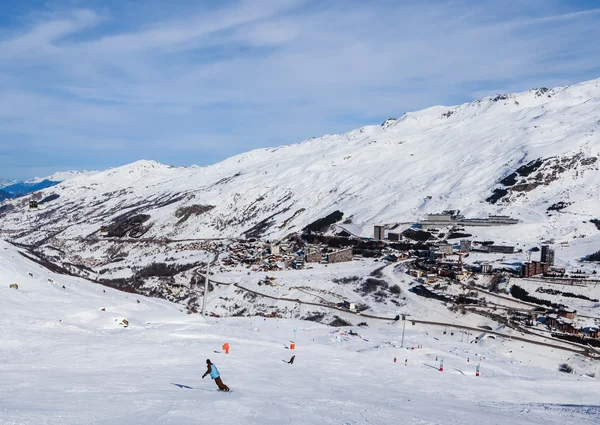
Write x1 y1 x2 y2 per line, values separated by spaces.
0 0 599 180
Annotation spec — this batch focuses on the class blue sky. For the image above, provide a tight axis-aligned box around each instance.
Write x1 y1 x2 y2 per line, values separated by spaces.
1 0 599 179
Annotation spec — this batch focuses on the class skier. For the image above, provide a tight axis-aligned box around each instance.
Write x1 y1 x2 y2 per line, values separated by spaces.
287 355 295 364
202 359 230 391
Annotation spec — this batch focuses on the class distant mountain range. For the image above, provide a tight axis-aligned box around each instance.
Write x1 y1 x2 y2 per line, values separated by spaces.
0 171 95 200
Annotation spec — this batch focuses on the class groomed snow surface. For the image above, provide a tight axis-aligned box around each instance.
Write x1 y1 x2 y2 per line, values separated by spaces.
1 241 599 425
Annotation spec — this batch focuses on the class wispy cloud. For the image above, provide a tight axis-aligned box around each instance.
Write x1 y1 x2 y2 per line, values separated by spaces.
0 0 599 178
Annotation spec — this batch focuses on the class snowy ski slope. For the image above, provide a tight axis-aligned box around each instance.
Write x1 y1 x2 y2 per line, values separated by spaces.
1 241 599 425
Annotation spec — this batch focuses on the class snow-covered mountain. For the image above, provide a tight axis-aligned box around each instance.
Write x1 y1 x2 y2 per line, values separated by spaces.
0 177 16 189
25 169 97 184
1 79 599 245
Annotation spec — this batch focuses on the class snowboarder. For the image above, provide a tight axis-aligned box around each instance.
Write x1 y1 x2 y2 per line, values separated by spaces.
202 359 230 391
287 355 295 364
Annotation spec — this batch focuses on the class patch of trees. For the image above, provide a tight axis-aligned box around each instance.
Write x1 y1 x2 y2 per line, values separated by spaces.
361 278 388 293
134 262 199 279
515 158 544 177
584 250 600 261
97 277 138 294
389 284 401 295
536 287 598 302
558 363 574 373
510 284 561 308
447 232 472 240
410 284 450 302
332 276 361 284
232 308 248 317
303 210 344 233
39 194 60 204
456 294 479 305
370 266 386 278
401 228 432 242
547 201 570 212
486 188 508 204
329 316 352 327
590 219 600 231
500 172 519 186
303 312 326 322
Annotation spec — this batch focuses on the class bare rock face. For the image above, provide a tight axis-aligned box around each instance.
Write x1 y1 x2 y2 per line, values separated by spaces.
9 283 18 289
487 153 600 204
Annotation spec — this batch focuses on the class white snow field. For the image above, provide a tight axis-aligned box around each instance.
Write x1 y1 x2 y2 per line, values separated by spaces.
1 241 599 425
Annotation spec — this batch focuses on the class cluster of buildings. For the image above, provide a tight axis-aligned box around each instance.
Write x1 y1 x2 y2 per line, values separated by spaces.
175 241 213 252
417 213 519 230
475 244 516 254
71 255 105 268
409 245 468 282
223 240 355 272
520 261 549 278
520 245 556 277
538 309 600 339
306 247 354 264
224 241 304 271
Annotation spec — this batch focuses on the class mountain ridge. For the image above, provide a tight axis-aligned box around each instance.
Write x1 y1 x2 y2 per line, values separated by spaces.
0 77 599 247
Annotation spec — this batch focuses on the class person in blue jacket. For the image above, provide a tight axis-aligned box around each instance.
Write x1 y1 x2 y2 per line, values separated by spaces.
202 359 230 391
